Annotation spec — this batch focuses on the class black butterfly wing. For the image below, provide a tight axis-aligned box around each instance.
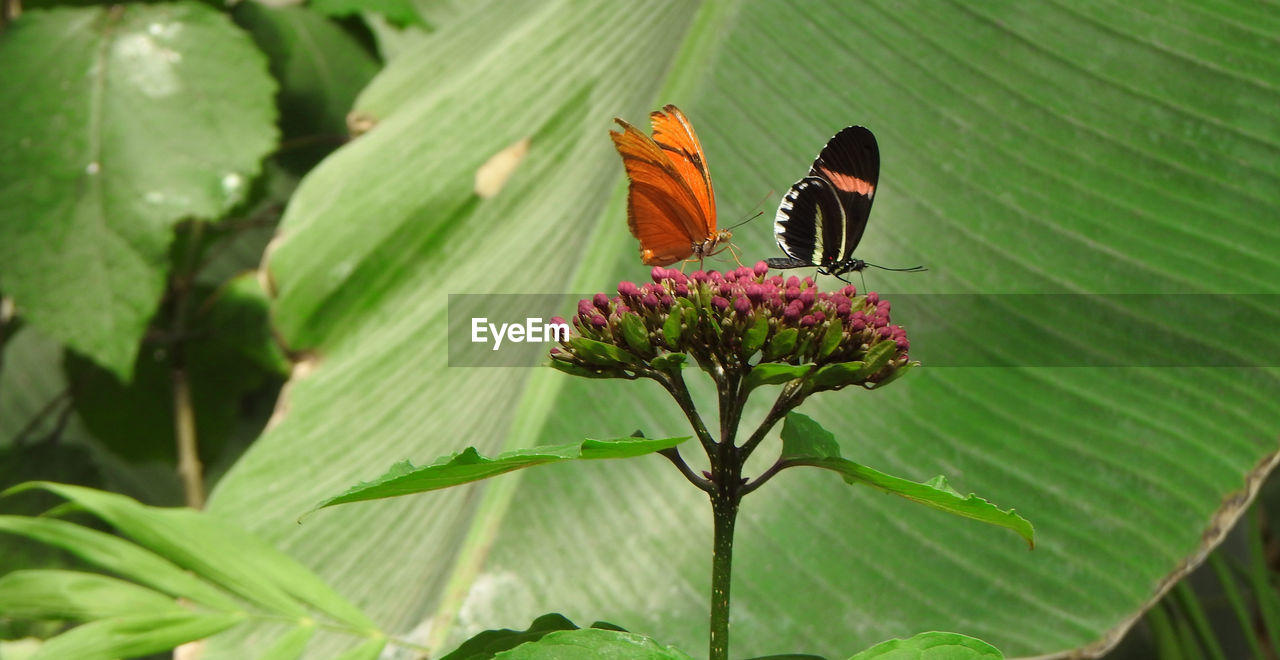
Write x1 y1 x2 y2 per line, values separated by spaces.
808 126 879 264
771 177 846 268
772 126 879 271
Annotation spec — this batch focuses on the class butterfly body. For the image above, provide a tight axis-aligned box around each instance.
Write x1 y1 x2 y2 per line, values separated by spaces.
611 105 732 267
767 125 923 281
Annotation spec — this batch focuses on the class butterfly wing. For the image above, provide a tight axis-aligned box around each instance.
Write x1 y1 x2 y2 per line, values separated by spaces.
610 106 717 266
773 126 879 269
809 126 878 263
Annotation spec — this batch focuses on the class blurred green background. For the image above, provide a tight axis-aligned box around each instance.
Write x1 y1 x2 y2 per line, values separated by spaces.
1 1 1277 658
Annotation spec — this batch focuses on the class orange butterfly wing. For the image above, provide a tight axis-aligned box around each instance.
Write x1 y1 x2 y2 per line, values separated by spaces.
610 105 718 266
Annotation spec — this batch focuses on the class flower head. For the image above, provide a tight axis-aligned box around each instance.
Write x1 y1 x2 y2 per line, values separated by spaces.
551 262 914 393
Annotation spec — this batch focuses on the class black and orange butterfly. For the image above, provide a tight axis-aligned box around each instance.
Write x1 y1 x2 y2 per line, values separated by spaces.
610 105 734 267
766 126 924 281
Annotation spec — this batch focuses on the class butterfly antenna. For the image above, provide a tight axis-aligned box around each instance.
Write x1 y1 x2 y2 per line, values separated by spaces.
864 262 929 273
723 210 765 232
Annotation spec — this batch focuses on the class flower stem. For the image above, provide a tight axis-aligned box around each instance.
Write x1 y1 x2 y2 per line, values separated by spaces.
709 483 739 660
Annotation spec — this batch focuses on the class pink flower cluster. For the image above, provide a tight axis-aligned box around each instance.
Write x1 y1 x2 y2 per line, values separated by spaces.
550 262 911 389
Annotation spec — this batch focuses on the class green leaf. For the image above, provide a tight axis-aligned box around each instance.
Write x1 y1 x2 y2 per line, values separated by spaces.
547 359 619 380
204 2 1280 657
848 631 1003 659
817 323 842 359
651 352 687 374
32 611 244 660
255 624 316 660
311 435 690 512
779 412 841 461
743 363 811 393
618 313 653 356
5 483 377 630
809 361 865 390
234 2 380 171
0 3 277 379
0 570 186 621
493 628 694 660
779 413 1035 549
65 289 276 464
440 613 580 660
331 638 388 660
310 0 424 29
764 327 799 360
0 516 240 611
567 337 639 368
742 315 769 355
662 305 685 345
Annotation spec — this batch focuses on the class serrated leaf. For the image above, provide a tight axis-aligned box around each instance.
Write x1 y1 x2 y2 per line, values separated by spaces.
779 414 1034 548
311 435 690 512
493 628 694 660
0 3 277 378
848 631 1003 659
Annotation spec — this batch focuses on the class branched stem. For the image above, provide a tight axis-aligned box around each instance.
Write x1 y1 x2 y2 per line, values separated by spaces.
659 369 718 456
739 380 806 460
658 447 713 493
741 457 792 496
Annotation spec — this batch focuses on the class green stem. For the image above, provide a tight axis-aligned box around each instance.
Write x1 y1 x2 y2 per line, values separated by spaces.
709 484 738 660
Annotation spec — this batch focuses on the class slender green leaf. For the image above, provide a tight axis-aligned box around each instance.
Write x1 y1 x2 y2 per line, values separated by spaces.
331 637 388 660
32 611 243 660
255 624 316 660
0 570 186 621
780 413 1035 548
311 435 690 512
5 483 376 630
493 628 694 659
0 2 277 378
847 631 1003 659
0 516 239 611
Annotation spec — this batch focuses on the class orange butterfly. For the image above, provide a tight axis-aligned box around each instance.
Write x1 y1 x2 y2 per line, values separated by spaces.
610 105 734 267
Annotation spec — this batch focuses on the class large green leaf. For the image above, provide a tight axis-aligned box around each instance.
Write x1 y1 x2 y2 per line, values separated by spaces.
208 2 1280 658
0 3 277 379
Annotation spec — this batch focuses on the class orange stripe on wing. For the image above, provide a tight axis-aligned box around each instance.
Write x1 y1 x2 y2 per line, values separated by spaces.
819 166 875 196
